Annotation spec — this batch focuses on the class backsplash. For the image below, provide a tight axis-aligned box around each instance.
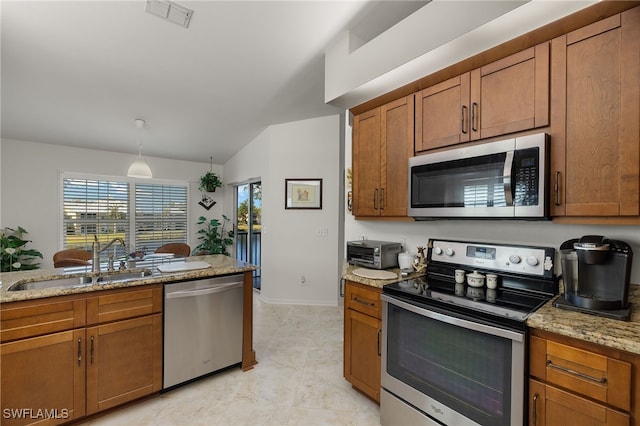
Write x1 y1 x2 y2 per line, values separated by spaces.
345 218 640 284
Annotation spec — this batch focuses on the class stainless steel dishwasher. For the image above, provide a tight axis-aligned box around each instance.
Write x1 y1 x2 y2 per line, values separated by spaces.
163 274 244 389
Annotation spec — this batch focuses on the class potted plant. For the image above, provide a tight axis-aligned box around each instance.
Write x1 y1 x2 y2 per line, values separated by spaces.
199 171 222 192
1 226 43 272
194 215 234 256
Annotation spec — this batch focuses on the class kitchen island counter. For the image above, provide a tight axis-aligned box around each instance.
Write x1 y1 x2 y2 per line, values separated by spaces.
0 254 257 303
527 284 640 355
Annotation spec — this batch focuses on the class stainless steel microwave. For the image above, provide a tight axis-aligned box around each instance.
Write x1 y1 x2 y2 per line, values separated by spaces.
408 133 549 219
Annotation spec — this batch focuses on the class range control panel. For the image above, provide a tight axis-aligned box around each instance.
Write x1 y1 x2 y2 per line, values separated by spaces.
428 239 555 278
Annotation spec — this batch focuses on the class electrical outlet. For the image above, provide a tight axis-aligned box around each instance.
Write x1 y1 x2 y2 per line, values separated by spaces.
300 275 306 285
315 227 328 237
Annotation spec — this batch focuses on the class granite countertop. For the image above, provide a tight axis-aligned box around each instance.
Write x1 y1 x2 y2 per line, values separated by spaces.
0 255 258 303
527 284 640 355
342 263 426 288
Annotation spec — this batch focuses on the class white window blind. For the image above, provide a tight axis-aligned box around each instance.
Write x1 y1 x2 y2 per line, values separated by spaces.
134 183 188 253
62 177 188 261
62 178 130 259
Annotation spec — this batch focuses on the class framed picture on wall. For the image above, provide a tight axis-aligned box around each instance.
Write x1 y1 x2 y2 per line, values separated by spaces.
285 178 322 210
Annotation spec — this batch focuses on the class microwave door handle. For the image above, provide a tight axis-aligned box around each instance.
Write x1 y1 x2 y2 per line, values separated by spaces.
503 151 514 206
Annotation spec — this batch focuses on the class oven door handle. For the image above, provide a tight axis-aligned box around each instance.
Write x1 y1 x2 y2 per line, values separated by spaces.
381 294 524 342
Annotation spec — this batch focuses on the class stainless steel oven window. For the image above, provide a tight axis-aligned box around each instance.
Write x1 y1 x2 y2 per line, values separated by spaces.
381 296 525 426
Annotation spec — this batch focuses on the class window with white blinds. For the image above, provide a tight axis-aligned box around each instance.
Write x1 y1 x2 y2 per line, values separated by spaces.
62 178 130 259
62 177 188 260
135 183 188 253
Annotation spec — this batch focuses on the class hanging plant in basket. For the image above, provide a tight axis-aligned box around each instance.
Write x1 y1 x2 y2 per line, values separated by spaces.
199 156 222 192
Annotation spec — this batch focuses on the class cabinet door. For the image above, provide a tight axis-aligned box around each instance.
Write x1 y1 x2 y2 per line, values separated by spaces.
380 95 414 217
1 329 86 426
529 379 630 426
352 109 381 216
471 43 549 140
415 74 470 152
551 8 640 217
344 308 381 403
86 314 162 415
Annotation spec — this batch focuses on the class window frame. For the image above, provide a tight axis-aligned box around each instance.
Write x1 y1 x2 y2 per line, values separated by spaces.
59 172 190 255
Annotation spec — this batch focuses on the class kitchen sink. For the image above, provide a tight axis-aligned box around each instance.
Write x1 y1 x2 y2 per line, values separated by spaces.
96 269 153 283
6 276 95 291
5 269 154 292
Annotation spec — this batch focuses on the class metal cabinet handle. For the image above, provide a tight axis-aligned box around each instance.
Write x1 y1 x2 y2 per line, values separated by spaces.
77 338 82 366
532 393 538 426
353 296 375 307
471 102 478 132
461 105 468 134
554 171 561 206
377 329 382 356
547 360 607 383
373 189 378 209
90 336 95 364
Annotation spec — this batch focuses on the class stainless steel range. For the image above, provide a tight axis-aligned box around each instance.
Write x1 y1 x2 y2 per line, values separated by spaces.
381 239 558 426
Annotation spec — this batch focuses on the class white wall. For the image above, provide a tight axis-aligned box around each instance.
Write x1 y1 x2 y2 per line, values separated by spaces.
325 1 596 109
0 139 222 268
343 123 640 284
224 115 343 306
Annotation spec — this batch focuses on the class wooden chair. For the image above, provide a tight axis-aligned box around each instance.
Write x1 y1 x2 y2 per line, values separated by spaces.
53 249 92 268
54 258 91 268
155 243 191 257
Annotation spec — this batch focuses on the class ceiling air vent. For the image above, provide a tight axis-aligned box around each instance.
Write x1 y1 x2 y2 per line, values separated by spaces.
145 0 193 28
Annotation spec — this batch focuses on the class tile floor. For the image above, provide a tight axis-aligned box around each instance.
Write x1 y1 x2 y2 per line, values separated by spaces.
81 295 381 426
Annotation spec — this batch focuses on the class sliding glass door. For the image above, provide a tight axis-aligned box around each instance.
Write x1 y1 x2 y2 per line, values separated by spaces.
235 182 261 290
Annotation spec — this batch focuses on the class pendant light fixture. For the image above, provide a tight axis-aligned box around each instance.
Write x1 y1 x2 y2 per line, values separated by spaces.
127 118 153 179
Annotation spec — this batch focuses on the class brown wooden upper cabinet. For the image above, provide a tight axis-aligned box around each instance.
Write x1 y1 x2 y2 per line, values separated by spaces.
415 42 550 153
352 95 414 218
550 6 640 219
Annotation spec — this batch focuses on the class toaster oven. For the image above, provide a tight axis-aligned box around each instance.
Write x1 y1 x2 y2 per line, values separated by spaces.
347 240 401 270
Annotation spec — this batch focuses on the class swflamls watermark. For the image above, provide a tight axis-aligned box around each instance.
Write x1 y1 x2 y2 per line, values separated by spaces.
2 408 69 420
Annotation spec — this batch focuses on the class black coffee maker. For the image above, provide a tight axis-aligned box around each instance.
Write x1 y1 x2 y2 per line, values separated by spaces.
554 235 633 321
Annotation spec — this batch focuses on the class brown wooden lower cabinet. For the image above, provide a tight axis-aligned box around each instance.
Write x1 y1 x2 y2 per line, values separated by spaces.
343 281 382 403
86 313 162 415
0 285 163 426
529 378 630 426
529 329 638 426
0 329 86 426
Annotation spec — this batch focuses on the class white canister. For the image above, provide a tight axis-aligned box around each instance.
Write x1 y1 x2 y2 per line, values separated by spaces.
398 252 416 270
466 271 485 288
486 274 498 289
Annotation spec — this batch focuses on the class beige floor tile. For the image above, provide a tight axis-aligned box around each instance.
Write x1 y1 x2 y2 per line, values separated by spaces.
78 295 380 426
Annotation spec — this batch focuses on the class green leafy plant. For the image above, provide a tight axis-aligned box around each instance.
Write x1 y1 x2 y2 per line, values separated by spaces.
194 215 234 256
198 171 222 192
1 226 43 272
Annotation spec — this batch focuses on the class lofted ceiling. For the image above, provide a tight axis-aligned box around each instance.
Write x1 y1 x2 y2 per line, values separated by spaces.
1 0 428 163
1 1 593 164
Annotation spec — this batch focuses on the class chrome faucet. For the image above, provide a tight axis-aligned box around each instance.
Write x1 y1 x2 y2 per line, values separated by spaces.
92 235 125 272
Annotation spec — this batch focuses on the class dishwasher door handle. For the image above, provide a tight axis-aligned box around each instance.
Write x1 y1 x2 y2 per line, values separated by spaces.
166 281 243 299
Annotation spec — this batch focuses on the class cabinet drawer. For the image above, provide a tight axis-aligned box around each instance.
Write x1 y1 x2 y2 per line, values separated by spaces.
530 335 632 411
86 285 162 325
345 282 381 319
0 298 86 342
